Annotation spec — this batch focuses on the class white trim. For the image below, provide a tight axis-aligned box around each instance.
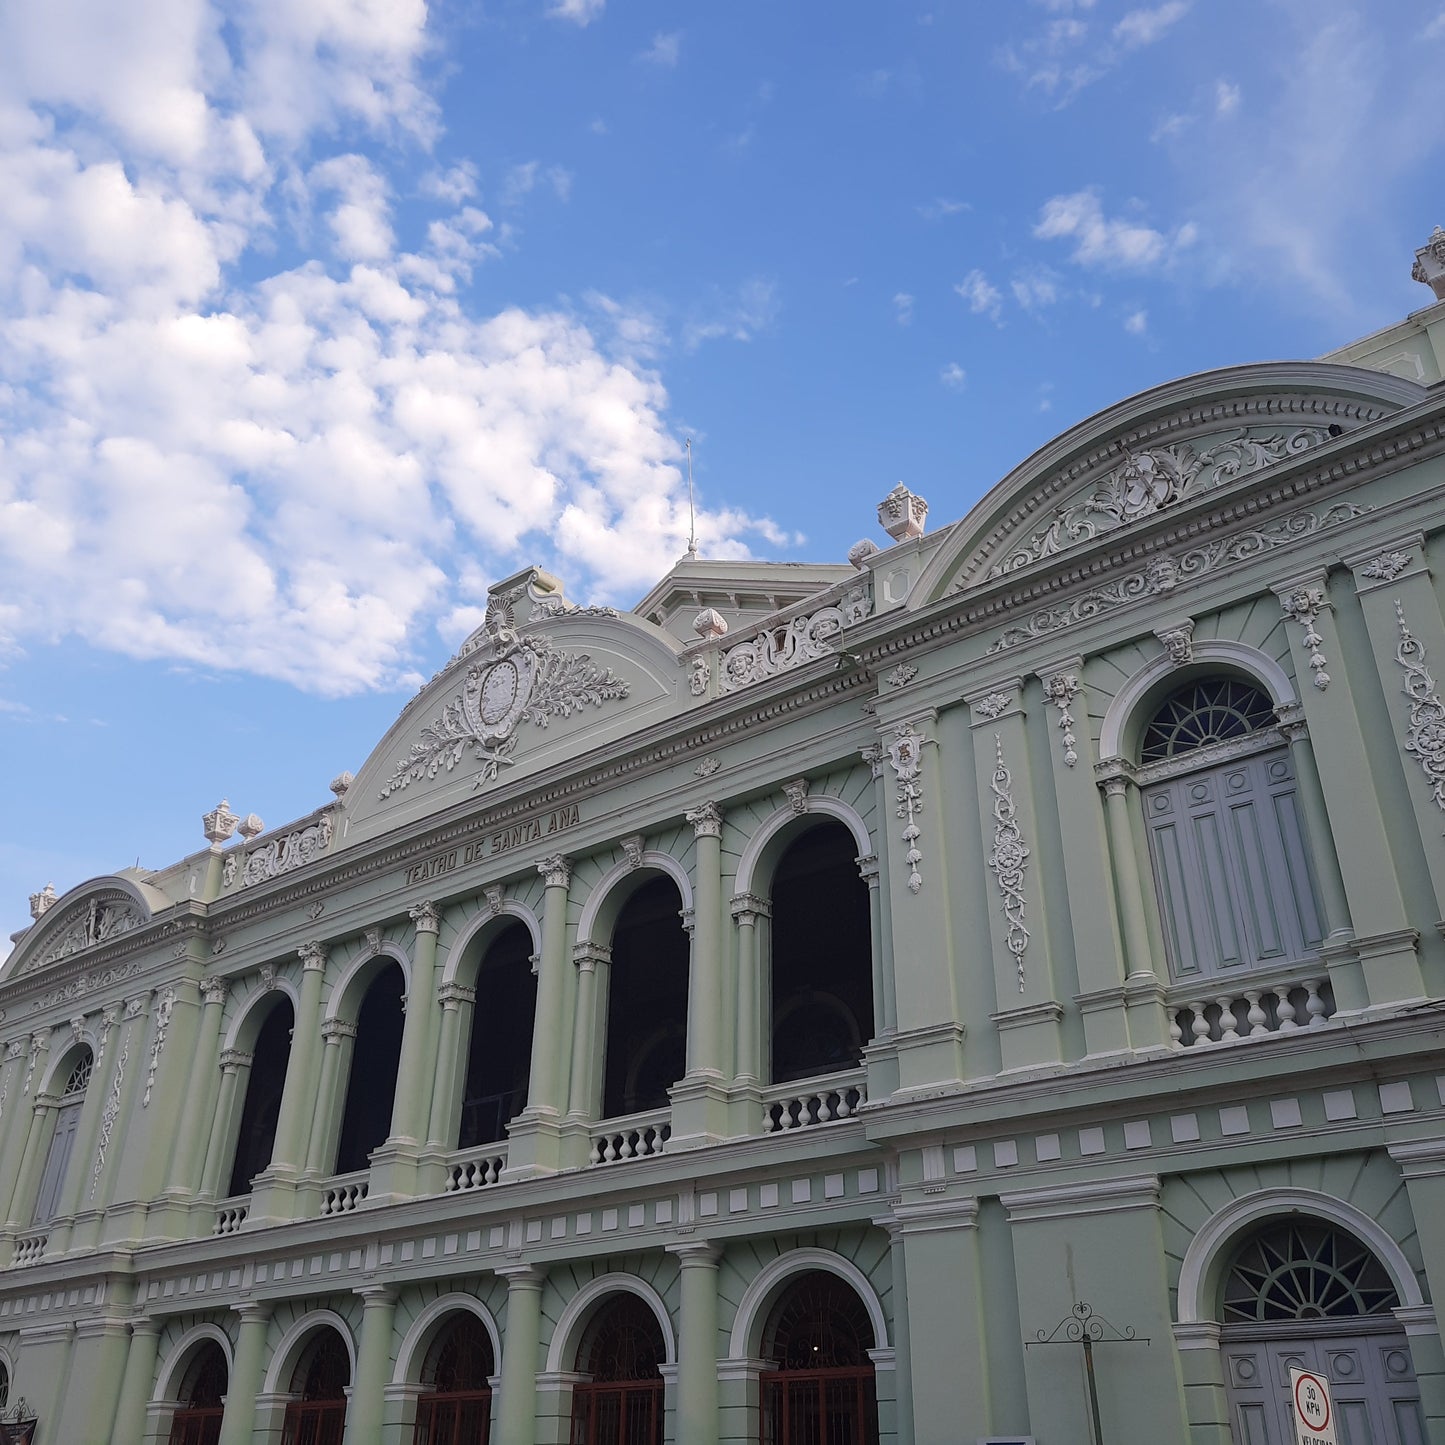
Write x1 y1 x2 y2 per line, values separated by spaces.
153 1322 235 1402
220 978 301 1053
544 1274 677 1373
576 853 695 946
324 943 412 1023
1176 1188 1425 1325
727 1247 889 1361
391 1292 501 1386
733 800 874 899
441 904 542 985
1098 641 1298 763
36 1036 99 1098
261 1308 357 1395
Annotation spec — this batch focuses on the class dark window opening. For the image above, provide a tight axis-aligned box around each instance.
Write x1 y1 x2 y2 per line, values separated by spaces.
602 878 688 1118
280 1331 349 1445
459 924 536 1149
32 1045 92 1226
771 826 873 1084
167 1340 227 1445
570 1295 666 1445
335 964 406 1174
760 1272 878 1445
228 1000 294 1198
414 1313 495 1445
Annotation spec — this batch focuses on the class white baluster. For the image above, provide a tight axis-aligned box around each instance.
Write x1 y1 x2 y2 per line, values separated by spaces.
1168 1012 1184 1049
1189 1002 1211 1046
1303 979 1328 1028
1243 991 1267 1036
1216 995 1241 1043
1276 989 1298 1032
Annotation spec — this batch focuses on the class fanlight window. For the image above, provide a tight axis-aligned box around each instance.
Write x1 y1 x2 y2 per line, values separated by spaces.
63 1055 92 1098
570 1295 666 1445
280 1331 349 1445
1140 679 1275 763
1222 1221 1400 1324
415 1313 494 1445
167 1341 227 1445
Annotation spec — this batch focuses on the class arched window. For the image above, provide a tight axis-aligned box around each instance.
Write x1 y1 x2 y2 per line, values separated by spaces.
570 1295 665 1445
280 1330 349 1445
1139 677 1325 981
335 964 405 1174
1222 1220 1400 1323
414 1313 494 1445
167 1340 228 1445
459 924 536 1149
760 1271 878 1445
769 825 873 1085
228 998 293 1198
602 879 689 1119
32 1049 92 1225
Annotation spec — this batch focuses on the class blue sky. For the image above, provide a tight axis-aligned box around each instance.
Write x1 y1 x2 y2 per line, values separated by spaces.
2 0 1442 949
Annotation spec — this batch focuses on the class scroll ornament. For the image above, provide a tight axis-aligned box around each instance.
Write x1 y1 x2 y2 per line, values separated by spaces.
887 722 933 894
1394 600 1445 812
987 736 1032 993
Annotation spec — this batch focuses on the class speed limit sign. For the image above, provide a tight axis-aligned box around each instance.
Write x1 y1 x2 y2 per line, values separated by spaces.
1288 1367 1337 1445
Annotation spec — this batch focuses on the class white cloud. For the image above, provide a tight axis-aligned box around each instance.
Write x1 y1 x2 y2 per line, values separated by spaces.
1425 10 1445 39
549 0 604 25
1113 2 1191 51
893 291 914 325
1011 271 1060 311
1003 0 1187 103
639 32 680 67
916 197 970 221
682 279 779 349
939 362 967 390
1034 189 1189 270
1124 308 1148 334
1215 79 1241 115
954 268 1003 322
420 163 478 205
503 161 573 206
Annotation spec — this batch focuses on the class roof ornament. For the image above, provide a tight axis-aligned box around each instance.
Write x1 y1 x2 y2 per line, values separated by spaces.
693 608 728 640
877 483 928 543
28 882 57 920
685 437 699 559
1412 225 1445 300
848 538 880 569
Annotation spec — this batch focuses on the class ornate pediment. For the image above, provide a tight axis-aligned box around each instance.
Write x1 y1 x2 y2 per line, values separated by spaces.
20 891 148 974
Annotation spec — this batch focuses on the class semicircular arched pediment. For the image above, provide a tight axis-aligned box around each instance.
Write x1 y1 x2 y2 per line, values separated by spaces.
912 362 1427 604
5 877 158 980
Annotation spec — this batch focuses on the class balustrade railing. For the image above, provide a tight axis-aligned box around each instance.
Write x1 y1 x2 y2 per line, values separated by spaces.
589 1111 671 1165
444 1146 508 1193
319 1172 370 1215
12 1230 48 1267
762 1070 867 1133
1168 971 1334 1048
213 1199 249 1235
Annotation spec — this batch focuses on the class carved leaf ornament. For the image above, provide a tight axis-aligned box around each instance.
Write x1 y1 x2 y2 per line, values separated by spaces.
381 634 630 798
1394 600 1445 813
27 896 144 973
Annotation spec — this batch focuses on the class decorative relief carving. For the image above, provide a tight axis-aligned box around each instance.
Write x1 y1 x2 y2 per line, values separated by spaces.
987 736 1032 994
482 884 506 917
91 1026 130 1198
1278 586 1332 690
840 584 872 626
689 656 711 698
987 503 1368 652
409 900 441 935
298 941 328 972
693 754 721 778
973 691 1013 722
1361 549 1413 582
1394 599 1445 812
1042 672 1081 767
28 883 56 920
878 483 928 542
886 722 933 894
537 855 573 890
782 779 810 814
717 596 870 694
686 801 724 838
95 1005 119 1066
69 1016 86 1047
123 994 147 1020
860 741 885 780
259 964 278 992
142 987 175 1107
363 927 382 956
30 963 143 1013
28 896 145 971
306 900 325 921
22 1032 44 1094
1155 620 1195 667
202 799 240 846
884 664 918 688
228 813 334 890
987 426 1337 577
620 835 645 870
380 616 630 798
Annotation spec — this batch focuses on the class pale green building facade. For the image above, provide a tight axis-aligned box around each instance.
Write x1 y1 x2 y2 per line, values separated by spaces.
3 242 1445 1445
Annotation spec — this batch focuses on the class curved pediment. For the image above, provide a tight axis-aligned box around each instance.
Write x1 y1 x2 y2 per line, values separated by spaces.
3 875 165 982
342 568 689 845
913 362 1427 604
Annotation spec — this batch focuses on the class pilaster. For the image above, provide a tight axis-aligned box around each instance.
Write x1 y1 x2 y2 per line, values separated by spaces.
495 1264 545 1445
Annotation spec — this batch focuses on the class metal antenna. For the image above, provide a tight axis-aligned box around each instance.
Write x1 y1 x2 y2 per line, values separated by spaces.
685 438 698 558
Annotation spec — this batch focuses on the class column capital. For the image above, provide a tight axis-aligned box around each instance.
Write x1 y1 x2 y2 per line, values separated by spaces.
298 940 329 972
685 801 724 838
219 1049 253 1073
199 976 229 1007
438 983 476 1008
356 1283 399 1307
572 941 612 973
321 1018 357 1043
537 855 572 889
1094 758 1136 794
232 1300 273 1324
665 1240 721 1266
854 854 880 885
497 1262 545 1287
730 892 771 922
408 900 441 935
1275 701 1310 742
127 1317 163 1340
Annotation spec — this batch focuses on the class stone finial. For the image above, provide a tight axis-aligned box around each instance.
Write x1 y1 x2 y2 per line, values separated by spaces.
848 538 880 569
877 483 928 543
28 882 57 920
1412 225 1445 301
203 799 241 847
237 814 265 841
692 608 728 641
329 771 354 798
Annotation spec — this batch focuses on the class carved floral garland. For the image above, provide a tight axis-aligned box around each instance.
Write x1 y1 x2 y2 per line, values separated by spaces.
91 1028 130 1200
887 722 932 894
1394 599 1445 813
987 736 1031 993
142 988 175 1107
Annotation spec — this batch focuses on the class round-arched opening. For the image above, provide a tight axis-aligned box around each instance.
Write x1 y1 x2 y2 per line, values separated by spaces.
335 962 406 1174
459 922 536 1149
281 1329 350 1445
166 1340 227 1445
769 824 873 1085
228 997 294 1198
1139 678 1276 764
31 1045 93 1226
414 1312 495 1444
760 1271 878 1445
603 877 689 1118
569 1294 666 1445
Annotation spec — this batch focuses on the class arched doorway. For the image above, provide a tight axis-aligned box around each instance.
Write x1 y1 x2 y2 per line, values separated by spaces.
228 998 293 1197
31 1048 92 1225
769 824 872 1085
459 923 536 1148
280 1329 349 1445
1219 1218 1424 1441
167 1340 227 1445
759 1271 878 1445
335 963 405 1173
602 878 689 1118
570 1294 666 1445
414 1311 495 1444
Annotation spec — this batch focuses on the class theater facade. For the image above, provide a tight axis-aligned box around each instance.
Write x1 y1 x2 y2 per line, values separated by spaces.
3 244 1445 1445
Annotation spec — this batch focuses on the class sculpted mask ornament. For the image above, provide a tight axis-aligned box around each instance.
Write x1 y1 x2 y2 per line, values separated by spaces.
482 884 506 917
781 779 810 815
620 836 645 871
1155 621 1195 668
1042 671 1081 767
259 964 278 992
689 656 711 698
886 721 934 894
1278 585 1331 690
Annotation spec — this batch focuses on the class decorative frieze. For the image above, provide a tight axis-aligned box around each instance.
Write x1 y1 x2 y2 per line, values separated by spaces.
30 962 143 1013
987 736 1032 994
717 596 869 694
1278 585 1332 690
1394 599 1445 812
28 896 145 971
142 988 175 1107
225 812 334 890
988 503 1367 652
886 722 933 895
1041 671 1081 767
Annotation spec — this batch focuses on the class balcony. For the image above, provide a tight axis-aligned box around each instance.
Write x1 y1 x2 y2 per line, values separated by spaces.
1167 967 1335 1048
589 1109 671 1165
762 1069 867 1133
443 1145 508 1193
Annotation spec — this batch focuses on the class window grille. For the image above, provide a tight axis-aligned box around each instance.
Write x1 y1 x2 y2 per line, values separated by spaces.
166 1340 227 1445
1222 1220 1400 1323
62 1053 92 1098
570 1296 666 1445
280 1333 349 1445
414 1314 494 1445
1140 679 1275 763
